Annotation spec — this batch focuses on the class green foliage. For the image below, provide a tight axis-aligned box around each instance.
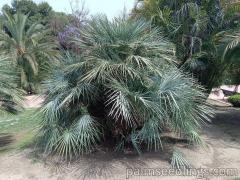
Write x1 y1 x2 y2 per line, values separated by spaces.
133 0 240 91
1 0 75 36
0 11 61 92
37 16 213 159
2 0 53 26
228 94 240 107
0 57 22 115
49 12 73 35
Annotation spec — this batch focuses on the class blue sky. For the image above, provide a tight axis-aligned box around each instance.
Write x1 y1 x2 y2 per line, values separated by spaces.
0 0 136 19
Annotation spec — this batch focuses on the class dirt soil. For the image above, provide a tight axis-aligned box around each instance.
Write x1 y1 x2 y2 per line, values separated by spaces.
0 108 240 180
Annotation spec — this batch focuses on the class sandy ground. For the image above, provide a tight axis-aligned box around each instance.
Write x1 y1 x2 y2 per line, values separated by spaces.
1 108 240 179
21 95 44 108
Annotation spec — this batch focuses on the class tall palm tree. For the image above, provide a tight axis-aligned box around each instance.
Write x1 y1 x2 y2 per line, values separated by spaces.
0 11 61 93
37 16 213 161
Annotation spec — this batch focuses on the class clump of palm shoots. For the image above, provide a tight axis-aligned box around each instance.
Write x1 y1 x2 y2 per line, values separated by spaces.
37 16 213 159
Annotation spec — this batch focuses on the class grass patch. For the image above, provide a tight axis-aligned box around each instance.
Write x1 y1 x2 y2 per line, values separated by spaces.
0 109 39 133
0 108 40 151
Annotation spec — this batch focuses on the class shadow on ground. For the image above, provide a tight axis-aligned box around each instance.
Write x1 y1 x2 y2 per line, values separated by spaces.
211 108 240 143
41 148 173 180
0 133 14 148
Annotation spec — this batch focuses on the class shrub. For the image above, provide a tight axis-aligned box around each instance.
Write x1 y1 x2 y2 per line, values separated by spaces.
228 94 240 107
37 16 213 160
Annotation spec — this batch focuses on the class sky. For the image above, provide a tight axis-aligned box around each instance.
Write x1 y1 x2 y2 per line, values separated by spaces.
0 0 136 19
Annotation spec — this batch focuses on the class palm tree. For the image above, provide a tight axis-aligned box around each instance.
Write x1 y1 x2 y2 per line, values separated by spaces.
217 31 240 86
37 16 213 161
132 0 240 92
0 11 61 93
0 57 22 115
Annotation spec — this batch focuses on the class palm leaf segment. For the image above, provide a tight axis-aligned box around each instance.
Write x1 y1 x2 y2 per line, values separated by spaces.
0 57 22 115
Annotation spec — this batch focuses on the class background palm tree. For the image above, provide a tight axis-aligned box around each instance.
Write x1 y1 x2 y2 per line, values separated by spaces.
132 0 240 91
0 11 61 93
218 31 240 85
37 16 213 161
